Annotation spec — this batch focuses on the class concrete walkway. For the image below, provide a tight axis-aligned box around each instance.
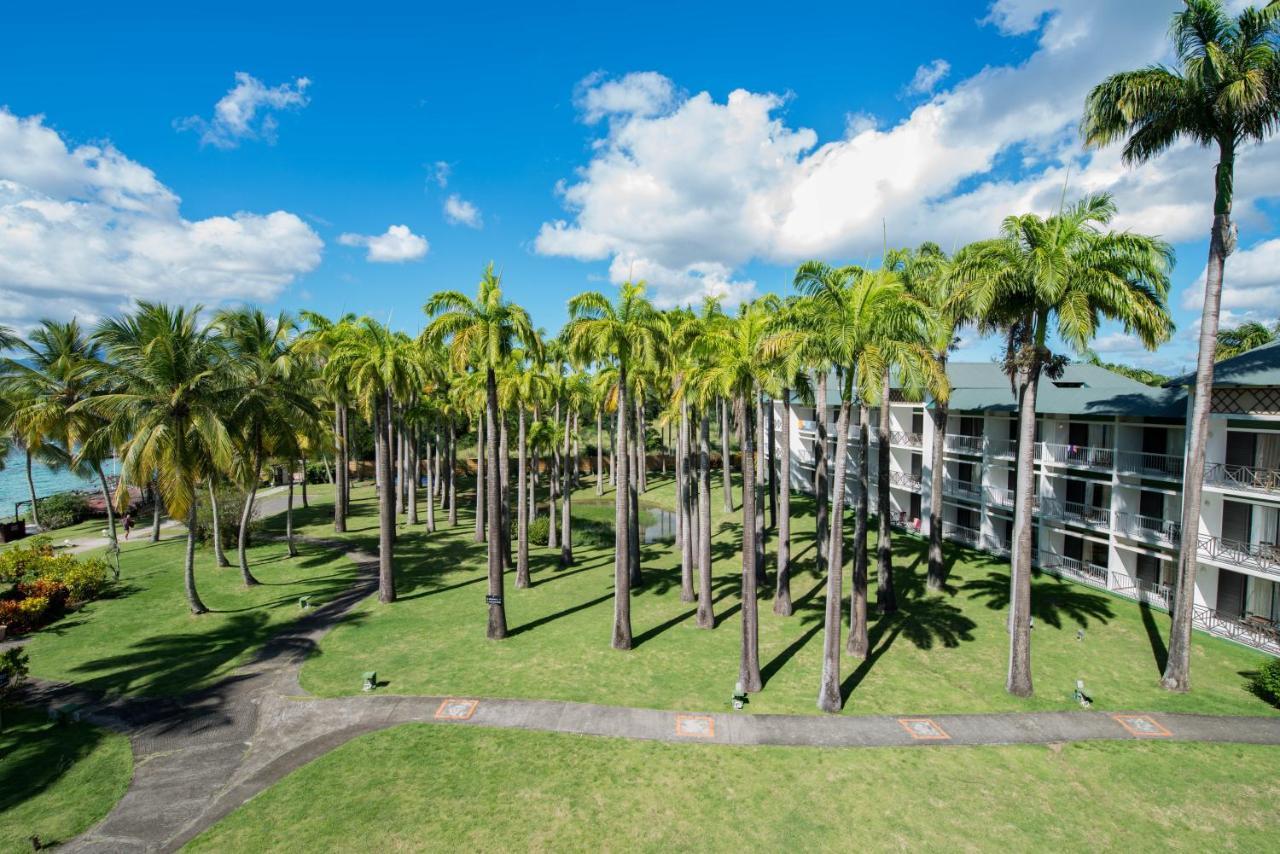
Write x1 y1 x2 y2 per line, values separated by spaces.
15 531 1280 853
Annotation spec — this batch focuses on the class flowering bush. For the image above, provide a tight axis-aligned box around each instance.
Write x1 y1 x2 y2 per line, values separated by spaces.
0 539 109 634
0 594 61 634
37 556 111 601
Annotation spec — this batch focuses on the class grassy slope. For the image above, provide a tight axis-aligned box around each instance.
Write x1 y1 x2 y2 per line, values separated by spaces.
293 476 1275 716
0 706 132 853
187 723 1280 853
21 527 358 698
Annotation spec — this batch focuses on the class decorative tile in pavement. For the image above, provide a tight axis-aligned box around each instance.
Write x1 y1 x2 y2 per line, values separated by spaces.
434 699 479 721
675 714 715 738
1112 714 1171 737
898 718 950 740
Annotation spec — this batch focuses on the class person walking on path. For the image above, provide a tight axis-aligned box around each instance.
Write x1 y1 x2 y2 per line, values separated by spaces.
122 512 134 540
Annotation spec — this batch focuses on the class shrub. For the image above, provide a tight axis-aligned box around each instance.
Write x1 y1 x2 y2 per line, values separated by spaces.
1251 658 1280 707
38 556 111 602
305 463 330 485
0 593 62 634
0 538 56 587
527 515 550 545
34 492 91 530
0 647 28 707
193 489 259 548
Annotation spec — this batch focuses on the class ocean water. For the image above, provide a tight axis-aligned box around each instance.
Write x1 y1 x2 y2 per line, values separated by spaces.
0 448 120 516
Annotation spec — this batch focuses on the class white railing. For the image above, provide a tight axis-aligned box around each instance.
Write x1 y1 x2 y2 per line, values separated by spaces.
985 438 1017 458
1042 554 1110 586
1114 512 1180 545
1196 534 1280 577
986 486 1041 512
1037 442 1115 470
889 470 922 490
1039 498 1111 528
944 434 984 455
1193 605 1280 654
942 521 980 546
1116 449 1183 478
944 478 981 501
1204 461 1280 496
889 431 923 448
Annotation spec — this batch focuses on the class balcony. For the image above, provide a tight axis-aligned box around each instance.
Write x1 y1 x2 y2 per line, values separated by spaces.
1037 442 1115 470
889 430 922 448
889 470 922 490
1196 535 1280 577
944 478 981 502
1041 498 1111 528
1114 511 1180 546
1116 449 1184 479
1041 553 1109 586
986 486 1040 512
942 521 980 546
1192 605 1280 655
985 438 1017 459
1204 461 1280 497
943 434 984 455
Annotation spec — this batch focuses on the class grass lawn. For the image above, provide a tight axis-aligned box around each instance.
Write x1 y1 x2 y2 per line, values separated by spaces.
0 706 132 853
20 528 359 698
290 476 1276 717
187 723 1280 852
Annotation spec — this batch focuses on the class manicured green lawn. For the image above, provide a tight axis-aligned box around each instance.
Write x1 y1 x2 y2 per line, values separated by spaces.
293 477 1276 717
186 723 1280 852
0 706 132 853
21 531 358 698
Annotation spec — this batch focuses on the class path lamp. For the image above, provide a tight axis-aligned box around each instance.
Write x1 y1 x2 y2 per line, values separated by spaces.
731 680 747 710
363 671 377 692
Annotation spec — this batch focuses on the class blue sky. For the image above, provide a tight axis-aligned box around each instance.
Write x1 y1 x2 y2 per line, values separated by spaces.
2 0 1278 374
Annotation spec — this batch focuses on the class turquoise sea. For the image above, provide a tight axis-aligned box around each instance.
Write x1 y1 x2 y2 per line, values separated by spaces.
0 448 120 517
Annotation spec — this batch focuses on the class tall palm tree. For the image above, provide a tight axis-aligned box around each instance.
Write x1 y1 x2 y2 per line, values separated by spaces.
331 318 425 604
425 264 540 639
959 194 1173 697
565 281 660 650
695 299 794 694
499 349 550 588
1215 320 1280 361
86 303 234 614
1083 0 1280 692
299 311 359 533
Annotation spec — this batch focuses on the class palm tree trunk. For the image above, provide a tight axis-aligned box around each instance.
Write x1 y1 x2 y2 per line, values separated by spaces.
927 389 948 591
25 448 40 529
637 398 647 493
720 397 732 512
394 419 404 519
775 387 793 616
94 462 118 547
208 481 230 567
376 394 396 604
425 431 437 533
184 500 207 614
448 421 458 527
814 373 830 577
876 368 895 614
1165 202 1235 692
408 430 419 525
767 390 777 530
738 395 762 693
342 404 352 515
549 401 560 550
754 389 766 586
678 396 694 602
151 478 163 543
474 418 485 543
286 477 297 558
848 403 870 658
560 407 574 567
485 367 507 639
628 398 641 586
696 410 715 629
301 455 309 509
612 370 633 649
237 444 262 587
334 406 347 533
596 408 604 495
609 415 616 488
500 416 512 571
818 398 852 711
517 408 531 588
1007 318 1044 697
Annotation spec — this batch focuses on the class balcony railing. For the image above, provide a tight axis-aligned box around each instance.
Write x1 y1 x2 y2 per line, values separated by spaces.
944 478 981 501
889 431 922 448
942 521 980 546
1116 449 1184 478
1204 461 1280 496
1196 534 1280 576
1114 512 1180 546
985 438 1017 459
889 470 922 490
986 486 1041 512
943 434 984 455
1042 554 1109 586
1192 605 1280 653
1037 442 1115 470
1040 498 1111 528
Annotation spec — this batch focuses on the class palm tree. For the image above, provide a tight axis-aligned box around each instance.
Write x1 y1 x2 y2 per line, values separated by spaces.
566 281 660 650
695 299 793 694
331 318 425 604
425 264 540 639
499 349 551 588
1215 320 1279 361
87 303 234 614
1083 0 1280 692
299 311 359 533
959 194 1173 697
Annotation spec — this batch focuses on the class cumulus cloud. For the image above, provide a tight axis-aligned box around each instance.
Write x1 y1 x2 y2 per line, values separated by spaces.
178 72 310 148
443 194 482 228
338 224 429 262
906 59 951 95
535 1 1280 310
1181 238 1280 314
0 109 322 328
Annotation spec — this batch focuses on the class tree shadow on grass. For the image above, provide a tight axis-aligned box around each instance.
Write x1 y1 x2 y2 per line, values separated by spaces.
961 568 1114 630
760 579 827 687
1140 602 1169 674
840 593 978 701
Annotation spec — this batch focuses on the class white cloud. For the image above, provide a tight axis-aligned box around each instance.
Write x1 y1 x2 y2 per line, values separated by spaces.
178 72 310 149
906 59 951 95
443 194 482 228
432 161 451 188
0 109 322 328
536 1 1280 310
575 71 678 124
338 224 429 262
1181 238 1280 315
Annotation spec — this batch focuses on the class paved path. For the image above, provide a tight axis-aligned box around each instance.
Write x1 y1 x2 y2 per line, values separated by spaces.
14 530 1280 852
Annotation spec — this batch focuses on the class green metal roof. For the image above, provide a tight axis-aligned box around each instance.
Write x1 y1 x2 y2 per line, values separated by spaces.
1167 339 1280 389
